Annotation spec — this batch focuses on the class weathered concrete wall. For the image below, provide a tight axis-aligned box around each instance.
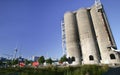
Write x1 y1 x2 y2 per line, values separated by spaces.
90 5 120 64
64 12 81 65
76 8 100 64
63 3 120 65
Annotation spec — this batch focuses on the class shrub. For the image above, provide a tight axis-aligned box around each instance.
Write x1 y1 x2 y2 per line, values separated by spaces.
0 65 109 75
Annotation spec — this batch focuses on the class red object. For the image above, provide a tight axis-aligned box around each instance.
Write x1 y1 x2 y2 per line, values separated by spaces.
19 62 25 67
32 61 39 67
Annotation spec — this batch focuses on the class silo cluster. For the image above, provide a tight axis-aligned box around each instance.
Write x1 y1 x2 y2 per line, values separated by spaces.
63 4 120 65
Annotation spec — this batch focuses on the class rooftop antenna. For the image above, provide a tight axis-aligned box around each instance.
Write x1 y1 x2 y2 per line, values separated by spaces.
95 0 102 10
14 41 19 60
14 48 18 60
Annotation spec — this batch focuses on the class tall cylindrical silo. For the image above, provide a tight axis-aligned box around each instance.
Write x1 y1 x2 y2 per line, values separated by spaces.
90 5 120 64
76 8 100 64
64 12 81 65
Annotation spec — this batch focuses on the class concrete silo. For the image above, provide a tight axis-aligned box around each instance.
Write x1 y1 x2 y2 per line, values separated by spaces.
90 5 120 64
76 8 100 64
62 0 120 65
64 12 81 65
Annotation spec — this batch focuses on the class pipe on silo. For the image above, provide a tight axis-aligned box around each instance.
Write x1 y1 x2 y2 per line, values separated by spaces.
64 12 81 65
76 8 100 64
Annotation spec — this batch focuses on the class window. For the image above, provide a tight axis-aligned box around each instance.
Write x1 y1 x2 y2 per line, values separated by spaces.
89 55 94 60
110 54 116 59
71 56 75 61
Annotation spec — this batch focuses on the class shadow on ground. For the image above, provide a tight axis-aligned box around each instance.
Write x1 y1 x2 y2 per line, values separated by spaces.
103 67 120 75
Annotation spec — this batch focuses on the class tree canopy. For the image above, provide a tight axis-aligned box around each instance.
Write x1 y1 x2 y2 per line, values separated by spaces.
38 56 45 64
60 55 67 63
46 58 52 64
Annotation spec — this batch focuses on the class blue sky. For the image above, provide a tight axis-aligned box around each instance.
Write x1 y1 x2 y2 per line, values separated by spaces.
0 0 120 59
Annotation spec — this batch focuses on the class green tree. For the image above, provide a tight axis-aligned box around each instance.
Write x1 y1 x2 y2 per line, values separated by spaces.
60 55 67 63
38 56 45 65
0 60 3 65
7 60 12 66
12 59 18 65
46 58 52 64
25 59 32 65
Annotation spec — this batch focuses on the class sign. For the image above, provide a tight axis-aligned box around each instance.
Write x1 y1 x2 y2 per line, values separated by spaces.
32 61 39 67
19 62 25 67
